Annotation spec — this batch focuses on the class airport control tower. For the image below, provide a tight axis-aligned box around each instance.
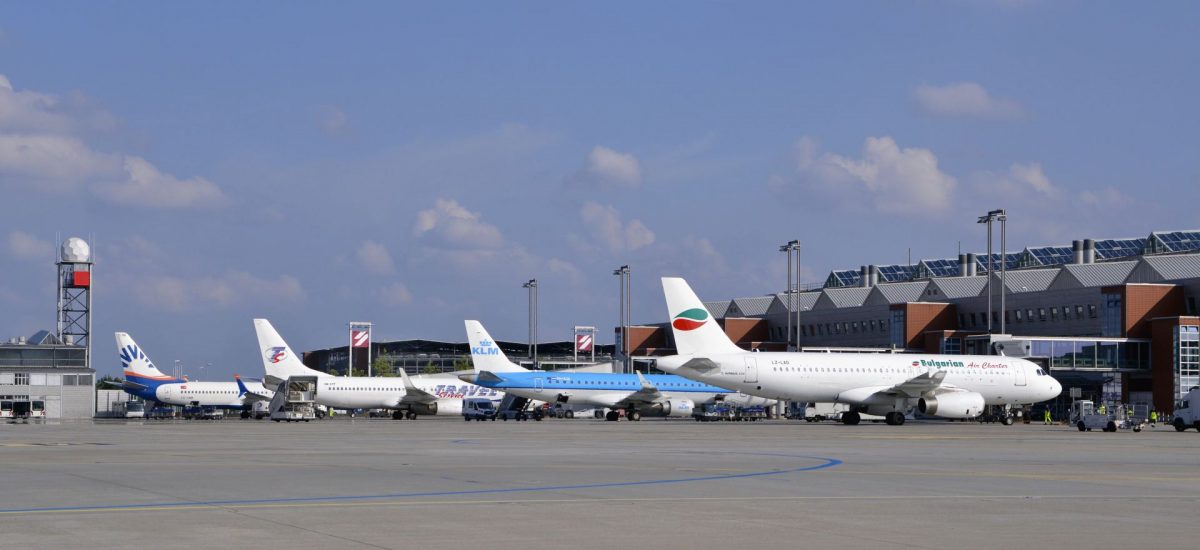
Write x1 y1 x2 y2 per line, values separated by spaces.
57 237 93 369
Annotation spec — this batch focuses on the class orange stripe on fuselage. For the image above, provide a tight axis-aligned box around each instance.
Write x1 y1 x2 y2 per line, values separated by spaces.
124 370 177 381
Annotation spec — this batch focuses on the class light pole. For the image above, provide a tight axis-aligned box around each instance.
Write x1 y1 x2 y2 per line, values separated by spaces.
613 265 630 373
779 240 801 351
977 209 1008 335
523 279 538 368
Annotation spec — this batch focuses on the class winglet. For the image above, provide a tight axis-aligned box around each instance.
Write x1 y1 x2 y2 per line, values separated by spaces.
235 375 250 397
635 371 658 393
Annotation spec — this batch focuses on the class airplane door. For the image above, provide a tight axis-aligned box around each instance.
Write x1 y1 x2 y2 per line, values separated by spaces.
1014 365 1027 386
743 357 758 384
534 377 544 393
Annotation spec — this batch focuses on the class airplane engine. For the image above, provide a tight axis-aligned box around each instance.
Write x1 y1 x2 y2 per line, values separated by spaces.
918 392 984 419
646 399 695 417
408 402 438 416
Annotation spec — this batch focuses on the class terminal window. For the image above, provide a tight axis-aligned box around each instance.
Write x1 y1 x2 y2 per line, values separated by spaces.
13 373 28 385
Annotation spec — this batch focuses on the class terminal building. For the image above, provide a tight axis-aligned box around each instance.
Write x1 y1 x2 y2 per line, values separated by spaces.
620 230 1200 414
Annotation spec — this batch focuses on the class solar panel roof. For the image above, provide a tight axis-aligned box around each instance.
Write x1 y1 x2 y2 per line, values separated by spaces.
975 253 1021 272
1093 238 1146 260
825 270 862 288
1026 246 1075 267
916 259 962 278
1149 231 1200 254
876 264 918 282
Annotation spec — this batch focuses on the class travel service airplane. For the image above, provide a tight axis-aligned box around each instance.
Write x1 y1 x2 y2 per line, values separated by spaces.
116 332 272 415
461 320 776 421
253 318 500 418
655 277 1062 425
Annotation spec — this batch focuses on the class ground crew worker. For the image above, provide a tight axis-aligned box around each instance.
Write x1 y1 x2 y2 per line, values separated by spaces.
1044 408 1052 425
1098 404 1106 415
1150 410 1158 426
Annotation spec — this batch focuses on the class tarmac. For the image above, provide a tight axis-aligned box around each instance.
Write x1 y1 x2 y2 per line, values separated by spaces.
2 417 1198 549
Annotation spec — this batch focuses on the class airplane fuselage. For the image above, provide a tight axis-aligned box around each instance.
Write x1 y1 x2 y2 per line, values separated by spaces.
656 352 1060 407
306 375 500 415
472 372 773 410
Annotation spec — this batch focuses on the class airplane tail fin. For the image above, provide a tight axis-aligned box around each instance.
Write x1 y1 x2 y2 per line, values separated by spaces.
115 332 175 381
253 319 326 379
464 320 528 373
661 277 743 356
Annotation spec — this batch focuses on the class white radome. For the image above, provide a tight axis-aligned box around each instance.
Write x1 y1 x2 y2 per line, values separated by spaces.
61 237 91 263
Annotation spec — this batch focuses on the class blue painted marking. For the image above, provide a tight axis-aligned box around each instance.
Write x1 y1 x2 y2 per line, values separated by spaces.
474 372 734 393
0 454 841 514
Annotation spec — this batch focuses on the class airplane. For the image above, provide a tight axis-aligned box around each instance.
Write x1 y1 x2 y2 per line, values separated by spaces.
655 277 1062 426
460 320 776 421
116 332 273 417
253 318 501 418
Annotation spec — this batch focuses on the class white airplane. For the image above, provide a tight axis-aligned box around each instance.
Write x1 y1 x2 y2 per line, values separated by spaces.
116 332 273 416
253 318 501 418
461 320 776 421
655 277 1062 425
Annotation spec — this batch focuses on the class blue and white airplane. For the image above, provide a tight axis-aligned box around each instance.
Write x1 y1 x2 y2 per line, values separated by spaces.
116 332 272 413
460 320 775 421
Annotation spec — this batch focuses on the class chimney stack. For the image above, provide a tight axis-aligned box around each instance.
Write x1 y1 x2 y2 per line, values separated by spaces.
958 254 969 277
1084 239 1096 264
966 253 978 276
1073 240 1084 264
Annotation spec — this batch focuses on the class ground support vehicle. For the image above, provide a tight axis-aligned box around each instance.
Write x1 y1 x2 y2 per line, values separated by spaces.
1172 387 1200 431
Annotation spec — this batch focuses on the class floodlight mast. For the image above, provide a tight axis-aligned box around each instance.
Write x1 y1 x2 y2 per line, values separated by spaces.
977 209 1007 335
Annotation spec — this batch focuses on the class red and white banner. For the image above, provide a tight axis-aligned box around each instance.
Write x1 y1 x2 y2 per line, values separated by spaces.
575 334 593 352
351 330 370 348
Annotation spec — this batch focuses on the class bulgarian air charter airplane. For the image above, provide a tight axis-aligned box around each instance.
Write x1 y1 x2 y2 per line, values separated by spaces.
253 319 500 418
461 320 775 421
655 277 1061 426
116 332 273 416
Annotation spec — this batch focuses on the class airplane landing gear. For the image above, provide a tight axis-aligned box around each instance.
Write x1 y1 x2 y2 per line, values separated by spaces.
393 410 404 420
842 411 861 425
605 410 620 421
628 410 642 421
405 411 418 420
885 412 905 426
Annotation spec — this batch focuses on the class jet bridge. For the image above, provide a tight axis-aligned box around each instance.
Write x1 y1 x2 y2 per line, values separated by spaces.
268 376 317 422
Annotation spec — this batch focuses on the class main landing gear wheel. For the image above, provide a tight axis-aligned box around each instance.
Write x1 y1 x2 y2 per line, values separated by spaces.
605 410 619 421
393 410 404 420
628 410 642 421
842 411 861 425
1002 416 1015 426
885 412 905 426
405 411 418 420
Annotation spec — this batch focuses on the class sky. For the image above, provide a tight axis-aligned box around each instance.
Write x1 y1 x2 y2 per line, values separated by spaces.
1 1 1197 380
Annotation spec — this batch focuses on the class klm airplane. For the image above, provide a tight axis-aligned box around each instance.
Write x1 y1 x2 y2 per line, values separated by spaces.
461 320 775 421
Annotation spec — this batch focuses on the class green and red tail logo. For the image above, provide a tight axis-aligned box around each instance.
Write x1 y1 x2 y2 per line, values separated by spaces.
672 308 710 331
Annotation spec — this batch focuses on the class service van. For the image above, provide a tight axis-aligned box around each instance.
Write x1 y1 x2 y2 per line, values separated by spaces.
1173 387 1200 431
462 397 497 421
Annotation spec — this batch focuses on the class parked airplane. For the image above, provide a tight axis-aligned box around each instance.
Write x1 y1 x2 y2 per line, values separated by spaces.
461 320 775 421
116 332 272 416
655 277 1062 425
253 318 500 418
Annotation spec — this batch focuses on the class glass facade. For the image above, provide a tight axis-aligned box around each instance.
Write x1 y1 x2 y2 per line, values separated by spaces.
1101 292 1123 337
1029 338 1149 370
1176 326 1199 404
890 309 906 348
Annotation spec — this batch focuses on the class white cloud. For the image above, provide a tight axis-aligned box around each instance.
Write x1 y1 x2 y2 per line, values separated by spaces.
790 136 957 214
572 146 642 187
6 231 53 261
413 198 504 249
969 162 1060 198
92 156 226 208
573 202 656 254
319 106 349 136
135 271 304 312
913 82 1024 119
0 74 225 209
375 282 413 306
0 134 118 191
356 240 395 275
1079 187 1134 208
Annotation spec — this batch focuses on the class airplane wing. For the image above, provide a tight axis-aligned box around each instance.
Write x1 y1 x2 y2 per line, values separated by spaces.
614 372 664 406
397 369 438 404
235 375 272 404
835 370 957 405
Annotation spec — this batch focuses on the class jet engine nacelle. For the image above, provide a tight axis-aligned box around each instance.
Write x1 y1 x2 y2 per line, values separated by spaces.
645 399 695 417
918 392 984 419
407 402 439 416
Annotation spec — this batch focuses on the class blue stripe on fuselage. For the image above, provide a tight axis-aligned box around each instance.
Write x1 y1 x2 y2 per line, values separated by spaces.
473 372 732 393
123 372 184 401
